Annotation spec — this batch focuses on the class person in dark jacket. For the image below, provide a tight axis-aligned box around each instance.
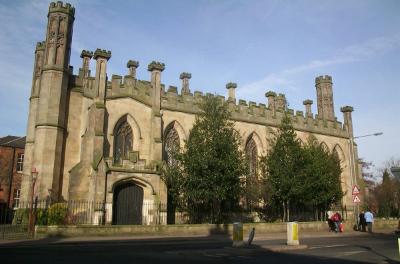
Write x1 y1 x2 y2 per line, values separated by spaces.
358 211 366 232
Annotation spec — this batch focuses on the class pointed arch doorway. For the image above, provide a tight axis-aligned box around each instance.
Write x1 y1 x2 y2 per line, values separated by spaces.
112 182 143 225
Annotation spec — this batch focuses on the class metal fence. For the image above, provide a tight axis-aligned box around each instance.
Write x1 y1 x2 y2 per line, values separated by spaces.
0 224 30 240
1 199 342 227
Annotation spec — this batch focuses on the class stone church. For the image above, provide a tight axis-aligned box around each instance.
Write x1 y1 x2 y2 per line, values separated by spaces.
21 2 360 224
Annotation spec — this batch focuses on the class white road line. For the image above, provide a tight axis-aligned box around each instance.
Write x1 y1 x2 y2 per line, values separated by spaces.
338 250 367 256
308 244 349 249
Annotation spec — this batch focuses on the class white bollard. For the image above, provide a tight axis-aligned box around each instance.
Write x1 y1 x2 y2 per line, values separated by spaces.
287 222 300 246
232 222 245 247
398 238 400 256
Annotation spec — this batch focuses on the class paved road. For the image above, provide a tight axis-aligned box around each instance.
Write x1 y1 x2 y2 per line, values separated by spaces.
0 232 399 263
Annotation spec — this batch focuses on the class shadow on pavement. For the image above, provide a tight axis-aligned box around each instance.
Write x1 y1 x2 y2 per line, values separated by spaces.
2 231 399 263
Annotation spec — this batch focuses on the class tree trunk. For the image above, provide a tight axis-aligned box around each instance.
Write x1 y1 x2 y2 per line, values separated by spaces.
282 201 286 222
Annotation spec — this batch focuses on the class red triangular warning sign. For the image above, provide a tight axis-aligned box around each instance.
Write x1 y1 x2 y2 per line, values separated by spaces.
352 185 360 195
353 195 361 203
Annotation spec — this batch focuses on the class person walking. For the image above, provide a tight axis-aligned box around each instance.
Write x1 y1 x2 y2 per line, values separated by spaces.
364 210 374 233
359 211 366 232
331 212 342 233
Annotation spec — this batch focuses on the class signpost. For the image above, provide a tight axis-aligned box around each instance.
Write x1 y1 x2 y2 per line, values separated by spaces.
352 185 361 225
352 185 360 195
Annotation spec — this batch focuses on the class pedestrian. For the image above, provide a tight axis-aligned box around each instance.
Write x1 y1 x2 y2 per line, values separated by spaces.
331 212 342 233
327 211 335 232
358 211 366 232
364 209 374 233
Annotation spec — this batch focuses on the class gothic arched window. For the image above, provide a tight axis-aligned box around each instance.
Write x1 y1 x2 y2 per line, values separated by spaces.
245 137 258 178
164 127 180 166
114 120 133 164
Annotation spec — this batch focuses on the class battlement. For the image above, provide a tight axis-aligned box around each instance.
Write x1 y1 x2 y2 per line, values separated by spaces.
159 84 347 137
68 55 349 138
80 50 93 58
48 1 75 17
315 75 332 84
93 49 111 60
148 61 165 72
36 41 46 51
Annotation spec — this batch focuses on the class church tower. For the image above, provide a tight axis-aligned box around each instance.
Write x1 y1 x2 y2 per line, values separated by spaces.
21 2 75 201
315 75 335 121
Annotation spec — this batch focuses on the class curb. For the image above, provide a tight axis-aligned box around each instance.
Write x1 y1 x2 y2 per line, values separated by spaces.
260 244 308 252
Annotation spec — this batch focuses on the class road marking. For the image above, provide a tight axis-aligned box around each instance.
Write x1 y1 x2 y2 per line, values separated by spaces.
339 250 367 256
309 244 349 249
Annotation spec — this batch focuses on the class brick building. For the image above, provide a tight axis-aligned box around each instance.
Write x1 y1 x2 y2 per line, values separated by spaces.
0 136 25 222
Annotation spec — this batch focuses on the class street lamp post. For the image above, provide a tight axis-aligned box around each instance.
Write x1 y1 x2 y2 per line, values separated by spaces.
349 132 383 225
28 168 38 235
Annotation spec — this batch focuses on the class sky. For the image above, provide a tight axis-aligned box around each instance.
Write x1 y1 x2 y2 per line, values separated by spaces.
0 0 399 176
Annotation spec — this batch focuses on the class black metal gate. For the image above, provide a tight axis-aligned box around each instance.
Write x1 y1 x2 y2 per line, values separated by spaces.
112 183 143 225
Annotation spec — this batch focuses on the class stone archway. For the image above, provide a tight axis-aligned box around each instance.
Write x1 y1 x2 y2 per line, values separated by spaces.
112 182 143 225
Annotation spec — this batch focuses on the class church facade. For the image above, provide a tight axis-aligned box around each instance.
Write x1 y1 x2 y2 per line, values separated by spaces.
21 2 360 224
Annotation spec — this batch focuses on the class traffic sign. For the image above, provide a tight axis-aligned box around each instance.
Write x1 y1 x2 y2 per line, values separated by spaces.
353 195 361 203
352 185 360 195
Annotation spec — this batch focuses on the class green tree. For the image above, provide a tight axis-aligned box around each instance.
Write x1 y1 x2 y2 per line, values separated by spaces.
261 112 304 221
180 95 247 223
302 136 343 219
374 169 398 217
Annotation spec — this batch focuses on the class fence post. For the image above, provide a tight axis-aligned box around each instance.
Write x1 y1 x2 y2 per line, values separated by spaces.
158 202 161 225
102 201 106 225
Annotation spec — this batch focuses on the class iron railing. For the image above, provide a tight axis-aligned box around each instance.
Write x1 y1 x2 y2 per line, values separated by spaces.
0 199 344 227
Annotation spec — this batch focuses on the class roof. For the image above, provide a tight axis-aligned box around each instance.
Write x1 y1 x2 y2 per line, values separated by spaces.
0 136 26 149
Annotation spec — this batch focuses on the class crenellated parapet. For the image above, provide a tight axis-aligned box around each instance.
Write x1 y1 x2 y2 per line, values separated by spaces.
160 84 348 138
49 1 75 17
315 74 335 121
107 75 152 106
315 75 332 84
67 55 350 138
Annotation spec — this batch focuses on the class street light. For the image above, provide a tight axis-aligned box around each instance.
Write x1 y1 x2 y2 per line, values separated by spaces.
349 132 383 185
354 132 383 139
348 132 383 224
28 168 38 235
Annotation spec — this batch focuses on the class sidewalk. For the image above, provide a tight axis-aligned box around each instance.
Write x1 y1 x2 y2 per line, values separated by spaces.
0 228 394 247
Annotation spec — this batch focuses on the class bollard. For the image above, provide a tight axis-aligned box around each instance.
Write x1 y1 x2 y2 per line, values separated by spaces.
232 222 244 247
287 222 300 246
247 227 255 246
398 238 400 256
